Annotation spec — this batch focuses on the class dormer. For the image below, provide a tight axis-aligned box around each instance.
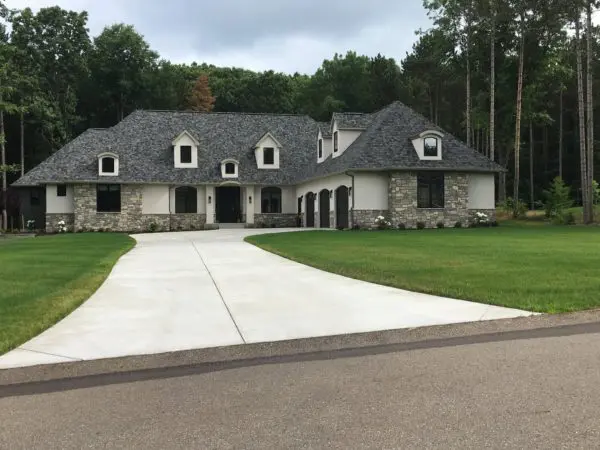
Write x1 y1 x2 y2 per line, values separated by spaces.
411 130 444 161
221 158 239 179
254 132 281 169
331 114 366 158
317 124 332 163
172 130 199 168
98 152 119 176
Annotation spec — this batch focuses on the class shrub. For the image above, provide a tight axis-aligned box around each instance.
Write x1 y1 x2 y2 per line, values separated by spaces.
553 211 576 225
543 177 573 220
147 222 158 232
472 211 490 227
190 224 196 231
454 221 463 228
352 224 361 231
490 220 499 227
436 221 445 229
398 223 406 230
416 221 426 230
336 225 345 231
499 197 527 218
26 219 36 232
97 228 104 233
374 215 392 230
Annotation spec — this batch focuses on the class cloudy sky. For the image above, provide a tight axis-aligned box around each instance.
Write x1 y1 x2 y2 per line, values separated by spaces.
7 0 432 74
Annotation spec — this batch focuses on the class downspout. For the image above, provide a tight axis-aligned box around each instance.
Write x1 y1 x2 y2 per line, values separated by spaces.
168 185 172 231
345 171 355 227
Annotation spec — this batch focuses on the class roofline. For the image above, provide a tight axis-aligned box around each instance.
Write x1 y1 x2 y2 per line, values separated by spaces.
136 109 313 118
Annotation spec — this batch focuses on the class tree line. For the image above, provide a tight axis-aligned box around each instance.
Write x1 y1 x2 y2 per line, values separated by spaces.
0 0 599 228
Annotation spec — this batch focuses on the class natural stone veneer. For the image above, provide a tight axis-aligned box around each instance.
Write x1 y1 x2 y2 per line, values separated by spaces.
351 209 389 229
388 172 470 228
46 213 75 232
170 213 207 230
254 213 297 228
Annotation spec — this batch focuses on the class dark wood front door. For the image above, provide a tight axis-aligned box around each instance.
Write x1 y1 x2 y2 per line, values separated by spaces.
335 186 349 229
306 192 315 227
319 189 330 228
216 186 241 223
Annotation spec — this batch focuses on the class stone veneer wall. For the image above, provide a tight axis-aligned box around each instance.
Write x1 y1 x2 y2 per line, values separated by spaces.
46 213 75 232
170 213 207 230
74 184 143 232
254 213 298 228
388 172 470 228
351 209 389 229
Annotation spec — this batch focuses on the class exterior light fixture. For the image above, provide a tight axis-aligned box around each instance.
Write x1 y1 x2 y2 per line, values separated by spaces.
249 196 252 204
208 196 212 204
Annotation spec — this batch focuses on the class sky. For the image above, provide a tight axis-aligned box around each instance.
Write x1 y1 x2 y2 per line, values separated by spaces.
6 0 433 74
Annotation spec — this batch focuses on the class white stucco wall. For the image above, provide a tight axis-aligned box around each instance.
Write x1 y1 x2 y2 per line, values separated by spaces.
253 185 295 214
173 134 198 168
468 174 495 209
331 120 362 158
296 174 353 213
206 186 215 224
353 173 389 210
46 184 74 214
142 185 169 214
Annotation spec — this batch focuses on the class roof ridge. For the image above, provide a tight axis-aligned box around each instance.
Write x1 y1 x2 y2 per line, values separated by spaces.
134 109 312 118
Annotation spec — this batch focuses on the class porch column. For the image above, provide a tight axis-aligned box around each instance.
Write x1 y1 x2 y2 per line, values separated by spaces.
245 185 254 224
206 186 214 224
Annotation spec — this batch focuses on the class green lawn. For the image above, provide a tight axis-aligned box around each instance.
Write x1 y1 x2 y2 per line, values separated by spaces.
246 225 600 313
0 233 135 354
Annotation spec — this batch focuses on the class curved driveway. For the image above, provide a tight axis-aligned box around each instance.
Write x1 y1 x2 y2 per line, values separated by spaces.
0 229 534 368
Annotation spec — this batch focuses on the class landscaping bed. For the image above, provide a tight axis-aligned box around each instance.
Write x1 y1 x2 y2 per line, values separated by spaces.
246 223 600 313
0 233 135 355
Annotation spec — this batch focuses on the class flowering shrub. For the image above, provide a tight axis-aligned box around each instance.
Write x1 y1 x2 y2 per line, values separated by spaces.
374 215 392 230
472 211 489 227
56 220 69 233
26 219 36 231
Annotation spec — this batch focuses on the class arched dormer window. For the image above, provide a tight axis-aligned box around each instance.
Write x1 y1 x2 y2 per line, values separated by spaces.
98 152 119 176
221 159 239 179
424 137 439 157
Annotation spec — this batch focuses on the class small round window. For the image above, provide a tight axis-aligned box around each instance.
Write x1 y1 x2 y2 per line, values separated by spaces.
424 137 438 157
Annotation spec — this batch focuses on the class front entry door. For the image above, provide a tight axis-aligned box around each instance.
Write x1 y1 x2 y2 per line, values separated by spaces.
216 186 241 223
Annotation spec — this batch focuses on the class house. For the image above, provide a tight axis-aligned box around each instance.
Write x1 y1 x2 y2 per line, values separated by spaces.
13 101 502 232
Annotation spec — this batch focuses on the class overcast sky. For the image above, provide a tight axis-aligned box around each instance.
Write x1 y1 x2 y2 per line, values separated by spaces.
7 0 432 74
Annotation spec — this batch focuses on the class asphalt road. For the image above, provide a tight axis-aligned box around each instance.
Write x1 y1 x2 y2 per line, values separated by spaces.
2 326 600 449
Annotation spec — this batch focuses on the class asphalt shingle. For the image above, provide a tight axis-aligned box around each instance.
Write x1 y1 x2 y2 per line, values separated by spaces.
13 101 504 187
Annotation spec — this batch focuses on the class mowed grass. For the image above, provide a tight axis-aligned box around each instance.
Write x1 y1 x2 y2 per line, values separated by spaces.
0 234 135 354
246 224 600 313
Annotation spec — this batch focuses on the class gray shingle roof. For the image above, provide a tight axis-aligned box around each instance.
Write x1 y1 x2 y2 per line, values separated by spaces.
13 101 503 187
318 122 332 138
332 112 374 129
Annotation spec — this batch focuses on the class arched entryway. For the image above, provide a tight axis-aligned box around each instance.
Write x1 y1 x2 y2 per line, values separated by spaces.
305 192 315 227
319 189 330 228
335 185 349 229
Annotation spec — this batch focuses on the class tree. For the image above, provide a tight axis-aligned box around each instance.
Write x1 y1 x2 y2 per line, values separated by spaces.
575 11 588 222
186 74 215 112
513 7 526 216
584 1 595 223
89 24 158 124
489 0 496 162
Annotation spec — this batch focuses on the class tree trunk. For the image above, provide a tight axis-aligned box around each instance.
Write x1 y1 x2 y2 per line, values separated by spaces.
513 14 525 216
586 1 594 222
466 3 472 148
1 106 6 231
543 126 548 186
20 110 25 177
559 89 563 179
576 14 589 219
490 0 496 163
498 148 507 202
530 122 534 210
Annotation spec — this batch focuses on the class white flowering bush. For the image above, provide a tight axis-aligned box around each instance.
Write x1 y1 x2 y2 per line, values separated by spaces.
473 211 489 227
57 220 69 233
26 219 36 231
375 215 392 230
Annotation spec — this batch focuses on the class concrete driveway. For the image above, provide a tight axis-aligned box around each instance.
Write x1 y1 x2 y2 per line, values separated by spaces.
0 229 534 368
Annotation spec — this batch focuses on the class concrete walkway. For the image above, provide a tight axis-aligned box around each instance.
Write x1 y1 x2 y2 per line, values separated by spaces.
0 229 535 369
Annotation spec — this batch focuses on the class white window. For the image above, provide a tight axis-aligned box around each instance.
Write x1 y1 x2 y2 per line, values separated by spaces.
221 159 239 178
411 130 443 161
172 130 199 168
424 137 438 157
98 152 119 176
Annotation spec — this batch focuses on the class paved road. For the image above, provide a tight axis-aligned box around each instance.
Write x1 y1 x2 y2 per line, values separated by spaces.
0 229 532 369
2 324 600 449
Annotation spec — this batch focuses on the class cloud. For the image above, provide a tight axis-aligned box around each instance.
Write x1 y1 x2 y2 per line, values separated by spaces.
5 0 431 73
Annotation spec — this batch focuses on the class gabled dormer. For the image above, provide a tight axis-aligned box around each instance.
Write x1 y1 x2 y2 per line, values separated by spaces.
317 123 332 163
254 132 281 169
98 152 119 176
221 158 239 179
172 130 199 168
411 130 443 161
331 113 369 158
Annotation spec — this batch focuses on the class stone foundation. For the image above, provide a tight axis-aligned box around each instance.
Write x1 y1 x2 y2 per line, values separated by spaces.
388 172 470 228
46 213 75 233
170 213 207 231
141 214 171 232
254 213 298 228
351 209 389 229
